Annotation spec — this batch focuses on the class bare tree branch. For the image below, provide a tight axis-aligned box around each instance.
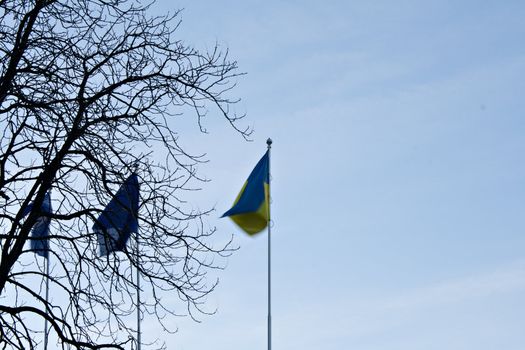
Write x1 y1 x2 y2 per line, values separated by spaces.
0 0 245 348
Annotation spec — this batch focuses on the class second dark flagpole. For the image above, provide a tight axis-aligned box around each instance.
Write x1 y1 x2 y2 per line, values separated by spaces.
136 230 141 350
44 254 50 350
266 138 272 350
133 165 141 350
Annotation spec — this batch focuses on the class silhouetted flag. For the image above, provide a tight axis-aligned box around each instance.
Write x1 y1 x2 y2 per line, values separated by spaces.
222 151 269 235
94 174 139 256
22 192 52 258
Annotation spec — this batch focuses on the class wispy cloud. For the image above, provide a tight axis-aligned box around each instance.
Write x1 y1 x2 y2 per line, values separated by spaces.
276 259 525 347
381 259 525 310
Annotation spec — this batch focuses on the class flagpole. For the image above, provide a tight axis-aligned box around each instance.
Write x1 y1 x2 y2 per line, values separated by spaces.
136 230 141 350
266 138 272 350
130 165 141 350
44 255 50 350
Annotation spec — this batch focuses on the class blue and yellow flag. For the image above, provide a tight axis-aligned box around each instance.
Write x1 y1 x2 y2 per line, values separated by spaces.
222 151 269 235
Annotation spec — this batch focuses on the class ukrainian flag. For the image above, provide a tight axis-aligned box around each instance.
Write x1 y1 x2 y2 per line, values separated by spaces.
222 151 269 235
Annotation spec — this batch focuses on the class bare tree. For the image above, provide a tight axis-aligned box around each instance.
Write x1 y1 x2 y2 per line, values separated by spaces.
0 0 248 348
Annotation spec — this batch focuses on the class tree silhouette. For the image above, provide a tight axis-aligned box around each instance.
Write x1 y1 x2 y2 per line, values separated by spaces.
0 0 248 348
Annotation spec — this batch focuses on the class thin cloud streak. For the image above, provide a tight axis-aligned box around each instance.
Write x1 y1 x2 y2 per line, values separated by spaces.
277 260 525 345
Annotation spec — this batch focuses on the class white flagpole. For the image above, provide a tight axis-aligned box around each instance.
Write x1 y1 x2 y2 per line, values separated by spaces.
266 138 272 350
44 255 50 350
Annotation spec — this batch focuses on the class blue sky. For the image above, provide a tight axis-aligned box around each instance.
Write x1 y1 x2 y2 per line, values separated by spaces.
146 1 525 349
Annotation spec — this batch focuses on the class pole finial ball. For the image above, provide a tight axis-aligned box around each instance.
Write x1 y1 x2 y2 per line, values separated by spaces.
266 138 273 145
